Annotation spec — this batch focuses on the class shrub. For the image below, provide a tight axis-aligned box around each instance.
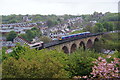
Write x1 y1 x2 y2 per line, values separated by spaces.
93 33 120 52
66 49 101 77
91 56 120 78
2 48 71 78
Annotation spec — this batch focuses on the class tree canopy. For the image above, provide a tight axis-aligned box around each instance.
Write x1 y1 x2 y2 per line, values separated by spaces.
6 31 17 41
19 27 42 42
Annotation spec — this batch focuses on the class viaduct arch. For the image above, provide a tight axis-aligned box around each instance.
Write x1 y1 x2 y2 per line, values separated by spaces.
86 39 93 48
70 43 77 53
79 41 85 50
49 35 101 54
62 46 69 54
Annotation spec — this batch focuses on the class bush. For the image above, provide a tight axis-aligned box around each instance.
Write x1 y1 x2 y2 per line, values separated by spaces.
3 44 119 78
66 49 102 77
72 52 120 79
93 33 120 52
40 36 52 43
91 56 120 78
2 48 70 78
6 31 17 41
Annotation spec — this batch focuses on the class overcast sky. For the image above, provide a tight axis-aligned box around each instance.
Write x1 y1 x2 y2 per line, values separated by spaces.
0 0 119 15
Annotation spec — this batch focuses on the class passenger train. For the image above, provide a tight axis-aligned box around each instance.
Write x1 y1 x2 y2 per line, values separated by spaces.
29 41 44 49
58 32 91 40
29 32 91 49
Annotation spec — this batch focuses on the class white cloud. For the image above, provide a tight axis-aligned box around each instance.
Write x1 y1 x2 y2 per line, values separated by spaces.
0 0 119 15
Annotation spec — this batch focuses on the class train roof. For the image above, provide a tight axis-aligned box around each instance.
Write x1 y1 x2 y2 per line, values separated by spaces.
29 41 43 47
61 32 89 38
82 31 90 33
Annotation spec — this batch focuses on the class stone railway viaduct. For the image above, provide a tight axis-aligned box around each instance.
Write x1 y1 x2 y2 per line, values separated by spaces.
47 35 101 54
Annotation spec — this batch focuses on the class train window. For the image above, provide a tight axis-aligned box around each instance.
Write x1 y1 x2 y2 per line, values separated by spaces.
32 44 40 47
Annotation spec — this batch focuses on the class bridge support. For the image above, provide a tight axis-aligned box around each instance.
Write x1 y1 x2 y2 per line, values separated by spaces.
47 35 102 54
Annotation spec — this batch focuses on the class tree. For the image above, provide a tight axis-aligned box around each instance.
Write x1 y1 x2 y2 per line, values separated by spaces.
7 31 17 41
2 47 70 78
93 33 120 52
46 19 58 27
66 49 100 77
19 27 42 42
2 38 120 78
57 18 62 23
40 36 52 43
1 47 8 61
103 22 114 31
95 23 104 32
46 20 54 27
26 30 35 41
9 19 17 23
31 27 42 37
83 25 92 32
91 56 120 78
31 27 38 31
91 25 99 33
70 30 84 34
